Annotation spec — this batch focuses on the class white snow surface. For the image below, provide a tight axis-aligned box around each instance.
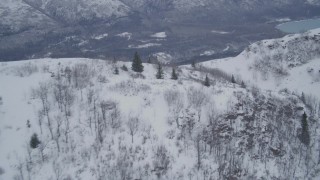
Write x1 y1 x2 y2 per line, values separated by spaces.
200 50 215 56
92 33 109 40
201 28 320 99
116 32 132 40
128 43 161 48
0 58 238 179
150 32 167 38
153 52 173 64
1 28 320 180
211 30 230 34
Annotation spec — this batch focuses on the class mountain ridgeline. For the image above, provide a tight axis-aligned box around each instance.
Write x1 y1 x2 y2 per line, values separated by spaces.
1 0 320 62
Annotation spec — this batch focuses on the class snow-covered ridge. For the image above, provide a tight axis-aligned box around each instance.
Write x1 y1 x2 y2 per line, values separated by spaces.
0 0 130 28
1 55 320 180
201 28 320 99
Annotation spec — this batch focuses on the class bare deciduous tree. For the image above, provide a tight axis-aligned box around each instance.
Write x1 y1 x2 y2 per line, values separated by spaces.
52 161 63 180
38 141 48 163
35 82 54 139
54 116 63 154
188 88 208 122
164 90 184 127
110 104 121 130
152 145 171 178
127 117 140 143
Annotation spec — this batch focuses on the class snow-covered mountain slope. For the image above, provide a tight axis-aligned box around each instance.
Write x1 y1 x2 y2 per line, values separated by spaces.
0 0 130 30
22 0 130 24
1 57 320 179
201 28 320 99
122 0 306 12
1 0 317 30
308 0 320 5
0 0 57 31
1 0 320 62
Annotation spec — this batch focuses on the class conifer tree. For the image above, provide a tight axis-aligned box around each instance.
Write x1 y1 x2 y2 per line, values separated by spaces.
113 57 117 64
300 112 310 146
301 92 306 104
191 60 196 68
171 68 178 80
231 75 236 84
121 65 128 71
147 57 152 64
156 63 164 79
204 75 210 87
114 67 119 75
241 81 246 88
30 133 41 149
131 52 144 73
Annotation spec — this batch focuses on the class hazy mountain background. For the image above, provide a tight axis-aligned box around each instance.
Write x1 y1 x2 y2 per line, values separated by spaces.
0 0 320 62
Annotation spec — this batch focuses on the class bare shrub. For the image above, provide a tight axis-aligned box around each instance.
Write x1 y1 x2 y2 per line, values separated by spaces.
72 63 93 89
164 90 183 107
109 80 151 95
97 75 108 83
14 62 38 77
152 145 171 178
41 65 50 73
130 73 145 79
164 90 184 127
110 104 122 129
251 85 260 98
199 65 232 83
187 88 208 121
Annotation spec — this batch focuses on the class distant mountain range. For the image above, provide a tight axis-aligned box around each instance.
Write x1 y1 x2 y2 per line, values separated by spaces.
1 0 320 62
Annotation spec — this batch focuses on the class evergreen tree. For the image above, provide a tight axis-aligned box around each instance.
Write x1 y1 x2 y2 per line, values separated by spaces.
114 67 119 75
121 65 128 71
241 81 246 88
204 75 210 87
147 57 152 64
171 68 178 80
30 133 41 149
301 92 306 104
113 57 117 64
26 120 31 128
156 63 164 79
191 60 196 68
300 112 310 146
231 75 236 84
131 52 144 73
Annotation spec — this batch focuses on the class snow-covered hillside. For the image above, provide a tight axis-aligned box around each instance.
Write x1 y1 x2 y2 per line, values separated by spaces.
201 28 320 99
0 0 57 30
1 56 320 179
0 0 130 29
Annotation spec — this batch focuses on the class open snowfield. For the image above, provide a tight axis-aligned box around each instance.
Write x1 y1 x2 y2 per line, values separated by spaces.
201 28 320 99
0 58 240 179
